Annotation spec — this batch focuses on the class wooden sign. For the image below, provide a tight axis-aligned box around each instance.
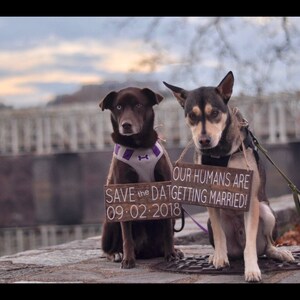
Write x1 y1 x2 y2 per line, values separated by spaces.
171 162 253 211
104 181 181 222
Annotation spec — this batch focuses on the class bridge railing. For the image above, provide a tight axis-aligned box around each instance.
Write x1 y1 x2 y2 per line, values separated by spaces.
1 94 300 156
0 223 102 257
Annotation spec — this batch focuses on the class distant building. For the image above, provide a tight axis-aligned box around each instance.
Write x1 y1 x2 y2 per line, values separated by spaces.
0 103 13 110
47 80 168 106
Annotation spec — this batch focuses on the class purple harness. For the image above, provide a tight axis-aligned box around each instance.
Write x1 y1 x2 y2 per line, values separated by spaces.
113 141 164 182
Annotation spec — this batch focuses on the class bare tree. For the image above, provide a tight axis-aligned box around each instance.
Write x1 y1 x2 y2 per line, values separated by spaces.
114 17 300 97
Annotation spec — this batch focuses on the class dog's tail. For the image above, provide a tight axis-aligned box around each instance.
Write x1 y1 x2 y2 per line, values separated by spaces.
173 208 185 232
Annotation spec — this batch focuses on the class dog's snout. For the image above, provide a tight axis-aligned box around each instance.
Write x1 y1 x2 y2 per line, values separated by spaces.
119 118 140 136
122 122 132 131
199 135 211 147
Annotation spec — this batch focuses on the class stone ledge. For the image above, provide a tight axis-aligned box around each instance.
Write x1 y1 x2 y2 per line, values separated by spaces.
0 194 299 283
0 236 299 283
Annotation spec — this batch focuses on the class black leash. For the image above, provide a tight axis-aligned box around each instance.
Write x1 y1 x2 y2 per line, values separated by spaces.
173 207 185 232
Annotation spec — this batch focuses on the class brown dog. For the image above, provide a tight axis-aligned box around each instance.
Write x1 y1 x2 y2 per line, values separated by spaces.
99 87 183 268
164 72 294 281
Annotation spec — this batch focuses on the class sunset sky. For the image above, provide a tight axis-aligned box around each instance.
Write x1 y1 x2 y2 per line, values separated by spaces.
1 17 300 108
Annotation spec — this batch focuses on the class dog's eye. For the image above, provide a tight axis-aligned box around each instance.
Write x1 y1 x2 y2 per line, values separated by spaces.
189 113 198 122
136 104 143 109
211 109 219 118
116 105 122 110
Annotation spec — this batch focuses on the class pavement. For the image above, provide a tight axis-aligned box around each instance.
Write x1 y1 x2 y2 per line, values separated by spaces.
0 194 300 284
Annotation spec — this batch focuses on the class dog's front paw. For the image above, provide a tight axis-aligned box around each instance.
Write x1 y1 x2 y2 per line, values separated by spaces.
208 252 229 269
175 248 184 259
106 253 122 262
165 249 184 262
113 253 122 262
245 265 261 282
121 258 136 269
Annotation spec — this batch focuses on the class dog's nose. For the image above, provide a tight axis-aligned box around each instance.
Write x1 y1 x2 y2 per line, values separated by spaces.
121 122 132 131
199 135 211 146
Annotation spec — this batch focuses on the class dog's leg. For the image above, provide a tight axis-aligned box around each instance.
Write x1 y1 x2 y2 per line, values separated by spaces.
106 252 123 262
244 197 262 282
120 221 136 268
208 207 229 268
260 203 295 262
101 221 123 262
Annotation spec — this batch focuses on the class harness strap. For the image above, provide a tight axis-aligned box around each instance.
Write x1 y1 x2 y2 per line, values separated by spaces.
201 127 258 167
202 154 230 167
242 127 260 165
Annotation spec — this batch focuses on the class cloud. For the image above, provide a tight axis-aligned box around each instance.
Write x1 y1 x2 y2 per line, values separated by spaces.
0 40 98 72
0 38 159 73
243 17 275 26
98 41 170 73
2 17 299 108
0 38 165 106
1 71 101 96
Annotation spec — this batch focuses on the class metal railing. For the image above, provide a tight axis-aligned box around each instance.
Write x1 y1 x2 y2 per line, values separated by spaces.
0 224 102 257
1 94 300 156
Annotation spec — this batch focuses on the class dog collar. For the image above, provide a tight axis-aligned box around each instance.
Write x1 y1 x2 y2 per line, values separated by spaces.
201 127 259 167
113 141 164 182
201 154 231 167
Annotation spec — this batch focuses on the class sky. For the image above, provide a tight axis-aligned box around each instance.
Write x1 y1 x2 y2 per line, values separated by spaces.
1 17 300 108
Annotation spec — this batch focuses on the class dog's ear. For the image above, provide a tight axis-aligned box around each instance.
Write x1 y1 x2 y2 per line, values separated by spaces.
216 71 234 104
141 88 163 106
99 91 117 111
163 81 187 108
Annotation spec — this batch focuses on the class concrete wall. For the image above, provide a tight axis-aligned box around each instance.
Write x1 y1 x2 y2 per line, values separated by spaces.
0 151 111 227
261 143 299 197
0 143 299 227
0 155 35 227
